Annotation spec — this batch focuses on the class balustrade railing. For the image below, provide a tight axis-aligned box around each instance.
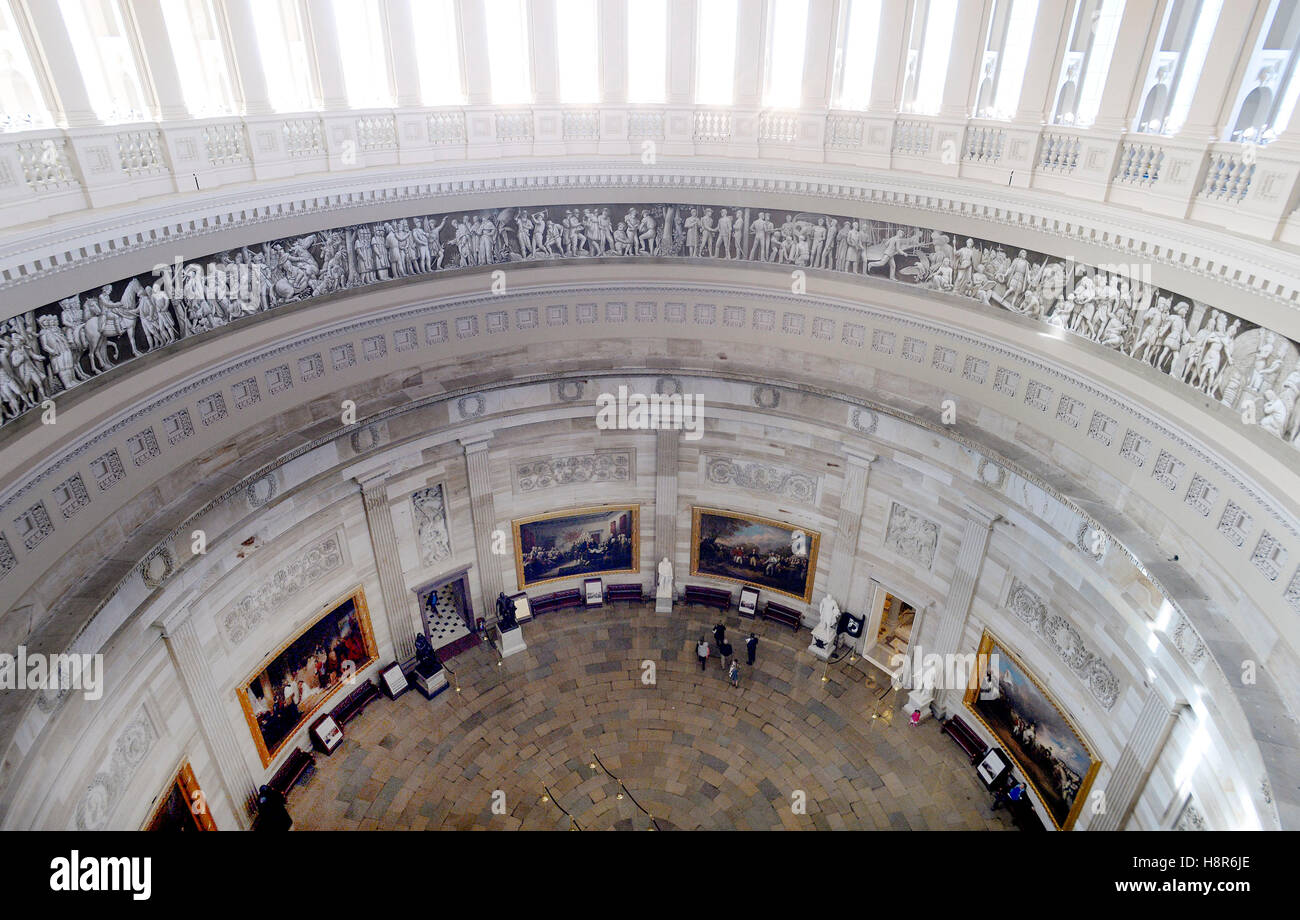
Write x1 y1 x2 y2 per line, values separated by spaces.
892 119 932 156
1201 147 1256 203
1114 141 1165 186
693 110 732 142
758 111 798 144
1038 131 1081 173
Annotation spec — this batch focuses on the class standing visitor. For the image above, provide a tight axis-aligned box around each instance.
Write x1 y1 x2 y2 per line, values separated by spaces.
728 660 741 688
696 636 710 671
745 633 758 665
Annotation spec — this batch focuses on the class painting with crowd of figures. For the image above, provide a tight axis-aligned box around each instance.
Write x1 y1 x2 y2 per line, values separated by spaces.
236 587 377 767
964 629 1101 831
690 506 820 602
512 504 639 589
5 200 1297 447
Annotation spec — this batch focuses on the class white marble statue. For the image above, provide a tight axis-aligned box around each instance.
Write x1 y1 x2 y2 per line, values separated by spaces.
812 594 841 647
656 557 673 595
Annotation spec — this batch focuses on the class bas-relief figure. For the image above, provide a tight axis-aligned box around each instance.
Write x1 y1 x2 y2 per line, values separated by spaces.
411 485 452 568
9 201 1298 457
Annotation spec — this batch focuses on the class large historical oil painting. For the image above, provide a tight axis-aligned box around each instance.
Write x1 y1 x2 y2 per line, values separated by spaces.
237 587 377 767
964 630 1101 830
513 505 639 589
690 507 820 602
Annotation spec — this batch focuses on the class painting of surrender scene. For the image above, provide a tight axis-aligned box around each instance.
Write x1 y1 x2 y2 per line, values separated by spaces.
513 505 639 588
691 507 820 602
964 629 1102 830
237 587 378 766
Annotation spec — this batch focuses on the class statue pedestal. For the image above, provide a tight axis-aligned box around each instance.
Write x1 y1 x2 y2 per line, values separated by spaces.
496 625 527 658
904 687 934 722
655 587 672 613
808 639 832 661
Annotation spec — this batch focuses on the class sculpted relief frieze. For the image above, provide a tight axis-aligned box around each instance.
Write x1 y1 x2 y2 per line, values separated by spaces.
883 501 940 569
704 455 819 504
1 199 1296 456
1005 577 1120 711
514 450 633 493
218 533 346 645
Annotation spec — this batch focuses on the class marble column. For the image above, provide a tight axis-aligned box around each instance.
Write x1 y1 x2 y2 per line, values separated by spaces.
666 0 697 105
24 0 100 127
866 0 906 114
933 503 999 713
462 434 505 615
598 0 629 104
457 0 494 105
1089 689 1186 830
385 0 424 108
156 602 257 827
128 0 190 121
653 429 681 583
356 470 419 663
799 0 836 110
938 0 990 118
530 0 560 105
305 0 351 110
1012 0 1070 125
224 0 276 115
824 447 876 610
1090 0 1161 133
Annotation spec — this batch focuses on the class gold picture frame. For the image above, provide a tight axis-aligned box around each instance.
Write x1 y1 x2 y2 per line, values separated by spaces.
690 506 821 602
963 629 1102 830
236 585 378 768
512 504 640 589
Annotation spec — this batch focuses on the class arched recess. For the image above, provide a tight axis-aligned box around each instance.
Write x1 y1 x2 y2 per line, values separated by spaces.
0 266 1296 829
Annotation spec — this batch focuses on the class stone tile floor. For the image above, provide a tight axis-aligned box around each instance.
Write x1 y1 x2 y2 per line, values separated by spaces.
292 604 1016 830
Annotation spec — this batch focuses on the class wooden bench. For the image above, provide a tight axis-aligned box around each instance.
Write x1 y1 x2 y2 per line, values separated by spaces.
266 747 313 798
941 714 988 764
761 600 803 632
605 582 645 604
331 680 380 726
529 588 584 615
683 585 731 611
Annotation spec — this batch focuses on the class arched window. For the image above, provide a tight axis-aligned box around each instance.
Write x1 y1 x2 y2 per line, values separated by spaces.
332 0 392 109
1133 0 1222 135
0 0 51 130
831 0 882 111
974 0 1041 120
763 0 809 109
58 0 149 123
410 0 463 106
250 0 315 113
483 0 531 104
626 0 667 104
159 0 236 117
901 0 958 116
1051 0 1127 128
556 0 598 104
1227 0 1300 143
696 0 738 105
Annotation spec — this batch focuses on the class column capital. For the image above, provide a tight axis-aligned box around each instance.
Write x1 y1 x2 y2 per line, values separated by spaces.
460 433 494 453
961 501 1001 529
841 445 877 468
153 588 200 638
354 465 394 493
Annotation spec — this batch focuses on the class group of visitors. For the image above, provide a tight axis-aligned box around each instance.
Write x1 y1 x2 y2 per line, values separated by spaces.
695 622 758 688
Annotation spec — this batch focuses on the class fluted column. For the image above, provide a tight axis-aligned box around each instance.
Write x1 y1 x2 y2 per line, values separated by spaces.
305 0 351 110
933 503 999 712
733 0 766 108
24 0 100 127
385 0 424 107
462 434 505 613
824 447 876 607
653 429 681 579
530 0 560 104
223 0 276 115
457 0 494 105
156 602 258 827
1090 0 1161 133
127 0 190 121
866 0 906 115
1177 8 1261 141
1012 0 1070 125
938 0 989 118
1089 689 1185 830
799 0 836 110
598 0 628 104
356 471 419 663
666 0 697 105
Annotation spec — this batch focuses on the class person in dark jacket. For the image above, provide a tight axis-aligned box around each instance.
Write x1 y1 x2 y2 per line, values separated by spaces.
713 622 726 647
745 633 758 665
